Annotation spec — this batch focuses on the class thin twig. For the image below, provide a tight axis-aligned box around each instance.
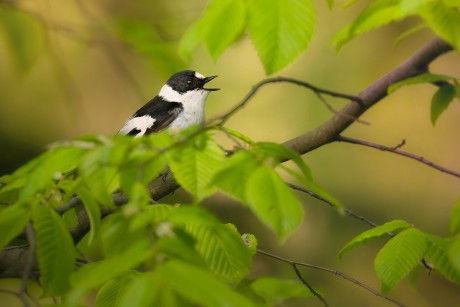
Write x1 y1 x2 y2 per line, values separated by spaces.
316 92 370 125
257 249 405 307
336 135 460 178
18 224 35 307
291 263 329 306
288 183 378 228
209 76 363 126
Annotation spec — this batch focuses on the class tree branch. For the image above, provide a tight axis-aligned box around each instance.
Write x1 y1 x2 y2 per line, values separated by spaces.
282 38 452 154
336 135 460 178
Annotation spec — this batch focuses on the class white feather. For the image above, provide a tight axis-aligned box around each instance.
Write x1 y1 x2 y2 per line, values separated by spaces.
119 115 155 137
158 84 209 130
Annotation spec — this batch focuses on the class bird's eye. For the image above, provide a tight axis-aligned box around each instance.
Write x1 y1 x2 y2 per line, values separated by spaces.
187 80 192 85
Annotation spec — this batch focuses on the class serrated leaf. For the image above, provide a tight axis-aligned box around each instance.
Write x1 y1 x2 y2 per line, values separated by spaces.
79 146 120 206
425 234 460 286
388 73 455 94
168 136 226 201
96 276 134 307
18 146 85 198
68 241 153 306
0 201 31 249
375 228 427 293
333 0 406 51
251 277 314 303
340 220 412 258
33 205 76 296
247 0 315 74
76 186 101 245
450 198 460 234
157 260 256 307
431 83 456 125
246 166 303 241
170 207 253 284
212 151 260 202
419 2 460 51
179 0 247 60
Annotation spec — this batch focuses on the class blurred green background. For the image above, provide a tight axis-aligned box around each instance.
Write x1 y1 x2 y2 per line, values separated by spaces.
1 0 460 306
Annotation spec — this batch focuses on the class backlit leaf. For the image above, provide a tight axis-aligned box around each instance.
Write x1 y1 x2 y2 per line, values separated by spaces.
0 201 31 249
246 166 303 241
375 228 427 293
168 136 226 201
157 260 256 307
340 220 412 258
388 73 455 94
247 0 315 74
33 205 76 296
431 83 456 125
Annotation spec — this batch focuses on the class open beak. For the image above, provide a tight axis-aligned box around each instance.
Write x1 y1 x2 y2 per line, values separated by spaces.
203 75 220 91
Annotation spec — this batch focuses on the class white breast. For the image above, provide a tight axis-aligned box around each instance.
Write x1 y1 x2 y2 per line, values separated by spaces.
159 85 209 130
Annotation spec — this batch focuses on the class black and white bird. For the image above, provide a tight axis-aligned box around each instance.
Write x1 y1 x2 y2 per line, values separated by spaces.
119 70 219 137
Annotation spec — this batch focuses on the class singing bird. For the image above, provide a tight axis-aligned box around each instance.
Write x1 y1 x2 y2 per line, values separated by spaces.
119 70 219 137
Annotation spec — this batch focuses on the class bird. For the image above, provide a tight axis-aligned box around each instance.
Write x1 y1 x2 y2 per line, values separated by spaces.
119 70 219 137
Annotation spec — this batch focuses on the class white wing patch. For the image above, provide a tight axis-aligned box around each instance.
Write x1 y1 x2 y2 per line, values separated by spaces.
194 71 205 79
119 115 156 138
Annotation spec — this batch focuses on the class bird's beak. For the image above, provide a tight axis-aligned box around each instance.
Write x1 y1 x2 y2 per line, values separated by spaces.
203 75 220 91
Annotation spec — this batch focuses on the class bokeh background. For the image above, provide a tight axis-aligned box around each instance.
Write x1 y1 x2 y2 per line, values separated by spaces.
1 0 460 306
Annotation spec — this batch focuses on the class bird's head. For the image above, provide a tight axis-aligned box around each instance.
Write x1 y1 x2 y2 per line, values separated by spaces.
166 70 219 94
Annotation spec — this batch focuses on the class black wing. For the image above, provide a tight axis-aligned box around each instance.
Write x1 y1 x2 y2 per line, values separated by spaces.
121 96 183 136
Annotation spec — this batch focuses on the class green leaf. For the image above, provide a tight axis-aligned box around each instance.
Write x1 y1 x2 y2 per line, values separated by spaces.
120 274 165 307
246 166 303 241
419 2 460 51
325 0 334 9
157 260 256 307
339 220 412 258
250 277 314 303
79 146 120 206
394 23 427 47
254 142 313 181
0 201 31 249
76 186 101 245
168 136 226 201
212 151 260 202
375 228 427 293
448 235 460 273
18 146 85 198
179 0 247 60
68 241 153 306
247 0 315 74
96 276 134 307
387 73 455 94
450 198 460 234
425 234 460 286
333 0 406 51
170 207 253 284
33 205 76 296
431 83 456 125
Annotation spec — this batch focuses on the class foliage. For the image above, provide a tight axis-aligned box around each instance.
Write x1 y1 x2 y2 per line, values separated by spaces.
0 127 333 305
1 0 460 306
